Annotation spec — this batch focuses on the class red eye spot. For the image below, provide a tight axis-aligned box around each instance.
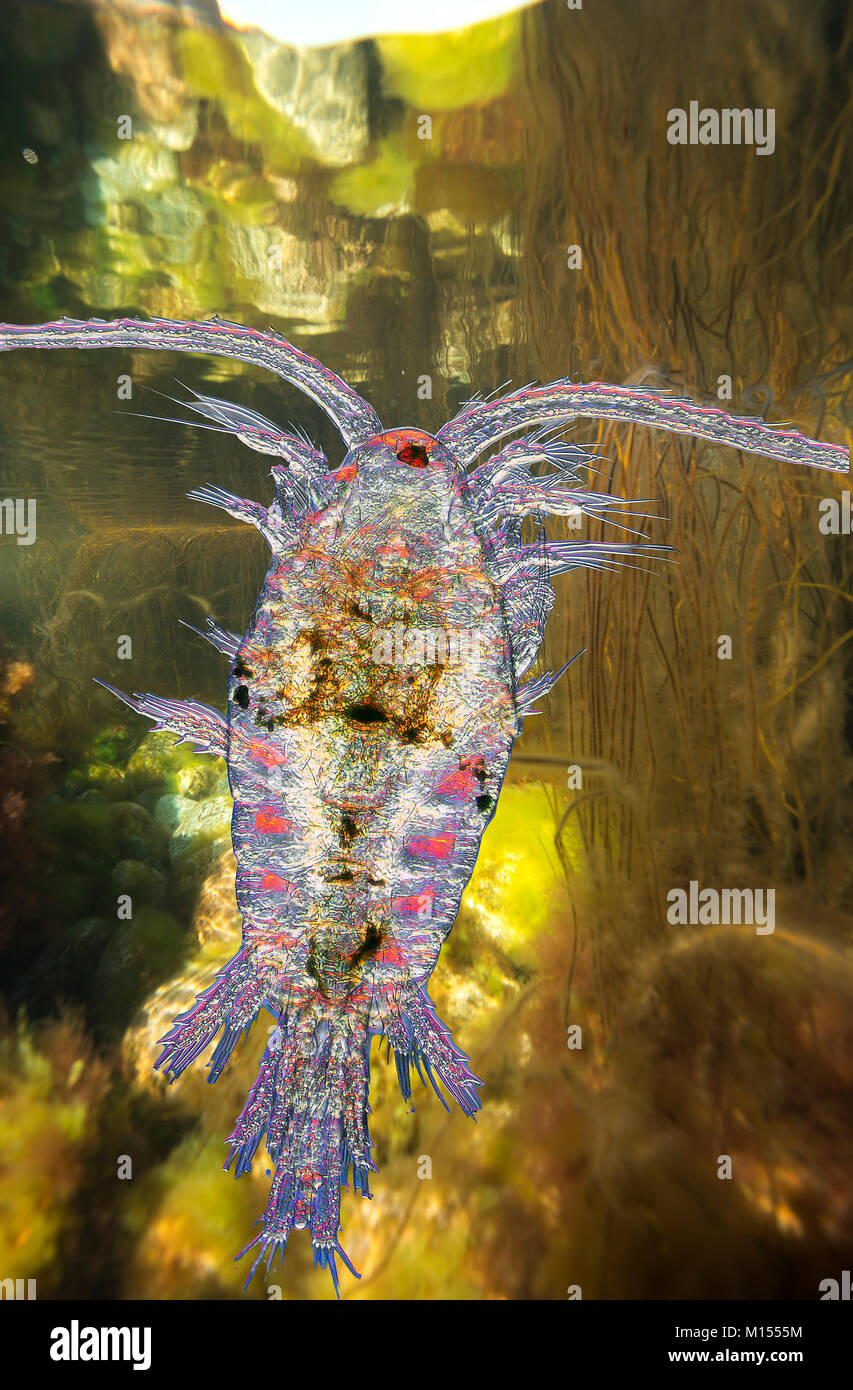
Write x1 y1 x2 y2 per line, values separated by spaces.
397 443 429 467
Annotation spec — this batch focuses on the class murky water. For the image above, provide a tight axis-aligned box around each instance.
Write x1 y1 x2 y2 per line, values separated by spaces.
0 0 850 1302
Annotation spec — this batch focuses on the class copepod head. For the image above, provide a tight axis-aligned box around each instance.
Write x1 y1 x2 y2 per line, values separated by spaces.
327 428 461 486
314 428 467 573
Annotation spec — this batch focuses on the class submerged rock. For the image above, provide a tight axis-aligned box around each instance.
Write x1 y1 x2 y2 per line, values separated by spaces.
31 797 164 925
92 907 187 1034
112 859 168 906
237 33 369 167
191 849 240 948
83 141 179 215
126 732 226 799
376 15 521 110
123 932 238 1093
19 916 116 1018
170 796 233 851
176 763 220 800
166 795 233 898
81 763 126 801
122 848 240 1089
153 793 195 834
31 797 163 855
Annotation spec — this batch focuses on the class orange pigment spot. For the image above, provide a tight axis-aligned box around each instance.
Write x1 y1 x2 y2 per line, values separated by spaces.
405 832 455 858
392 887 436 916
434 768 477 797
249 740 287 767
374 428 435 455
254 808 292 833
261 873 297 893
330 461 358 482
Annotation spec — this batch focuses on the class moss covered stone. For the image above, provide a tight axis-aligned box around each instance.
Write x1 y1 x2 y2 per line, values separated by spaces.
33 798 166 861
22 917 116 1017
92 907 188 1033
112 859 168 906
125 731 226 798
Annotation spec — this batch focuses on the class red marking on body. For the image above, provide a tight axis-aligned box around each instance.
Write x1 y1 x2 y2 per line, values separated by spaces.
261 872 297 894
392 887 436 916
435 755 486 799
406 832 456 858
249 739 286 767
330 461 358 482
245 926 298 950
459 755 486 777
378 943 406 967
435 768 478 798
374 428 435 454
254 808 292 833
378 536 411 563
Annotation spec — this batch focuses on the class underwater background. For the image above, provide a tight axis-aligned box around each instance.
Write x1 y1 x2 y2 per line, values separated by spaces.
0 0 851 1300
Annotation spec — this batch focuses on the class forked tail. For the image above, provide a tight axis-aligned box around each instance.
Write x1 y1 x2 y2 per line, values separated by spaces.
227 1006 376 1297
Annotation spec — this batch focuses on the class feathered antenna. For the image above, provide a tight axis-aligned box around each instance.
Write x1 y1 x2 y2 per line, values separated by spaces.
0 314 381 447
438 378 849 472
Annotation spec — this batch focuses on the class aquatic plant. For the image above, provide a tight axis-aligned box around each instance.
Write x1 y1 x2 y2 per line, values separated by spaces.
0 638 58 961
0 1013 109 1288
